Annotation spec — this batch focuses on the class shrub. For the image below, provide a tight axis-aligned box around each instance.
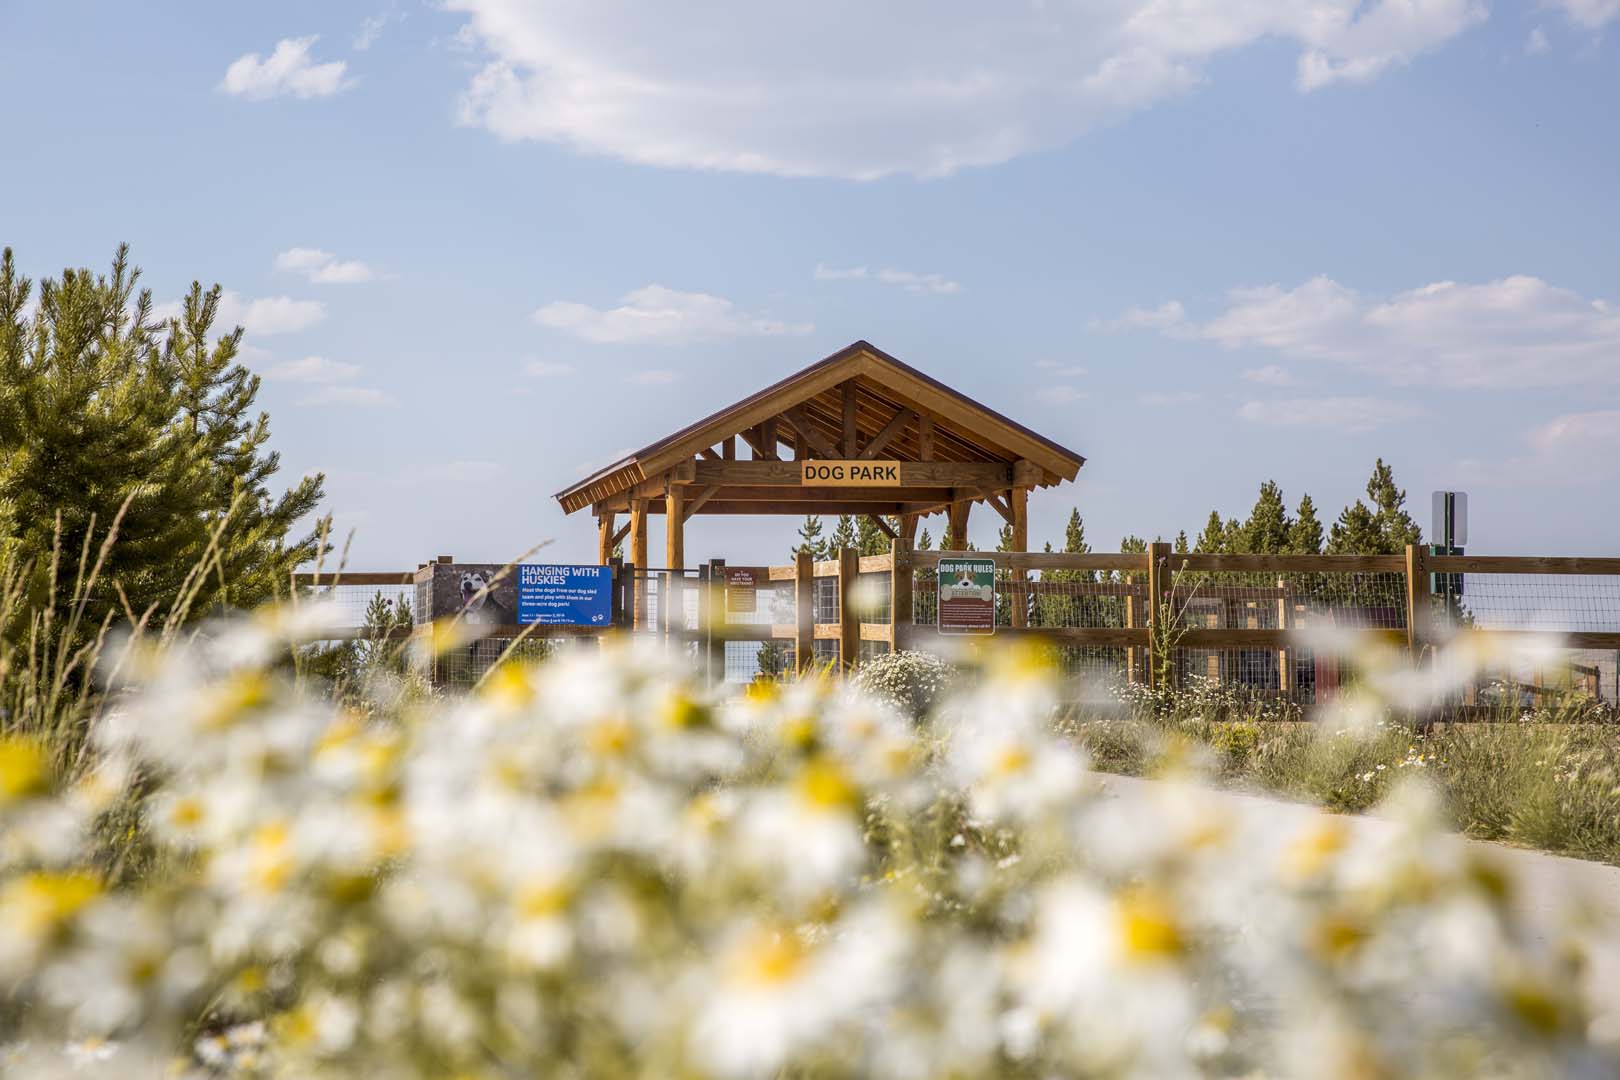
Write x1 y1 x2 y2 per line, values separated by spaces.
850 648 956 721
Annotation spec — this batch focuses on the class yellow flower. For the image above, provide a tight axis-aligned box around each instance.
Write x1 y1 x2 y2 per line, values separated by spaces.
0 736 50 804
1 871 101 939
796 759 858 811
1116 887 1184 964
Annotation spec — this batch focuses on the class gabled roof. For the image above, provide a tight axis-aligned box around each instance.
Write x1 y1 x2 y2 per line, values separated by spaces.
555 340 1086 515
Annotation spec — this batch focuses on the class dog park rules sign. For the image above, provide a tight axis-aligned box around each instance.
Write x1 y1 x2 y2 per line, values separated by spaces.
937 557 996 635
517 564 613 626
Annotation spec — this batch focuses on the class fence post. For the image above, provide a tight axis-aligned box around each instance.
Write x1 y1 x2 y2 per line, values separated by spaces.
609 557 627 632
890 538 913 653
795 550 814 674
1125 567 1140 685
1404 543 1430 664
1145 542 1171 691
1277 576 1292 695
707 558 726 686
838 546 860 672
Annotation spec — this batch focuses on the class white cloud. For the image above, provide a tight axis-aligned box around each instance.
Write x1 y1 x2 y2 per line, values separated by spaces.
356 9 404 51
1241 364 1296 386
1037 360 1089 377
1107 274 1620 388
297 386 397 407
534 285 811 346
628 370 679 385
447 0 1485 180
220 37 353 101
814 264 961 295
1237 396 1423 433
1525 27 1551 54
151 291 326 336
1140 391 1201 407
1037 386 1088 405
1550 0 1620 30
523 359 576 377
1091 301 1194 337
265 355 362 383
1460 409 1620 486
274 247 377 284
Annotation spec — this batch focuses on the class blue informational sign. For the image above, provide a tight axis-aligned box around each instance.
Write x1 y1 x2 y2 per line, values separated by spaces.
517 564 614 626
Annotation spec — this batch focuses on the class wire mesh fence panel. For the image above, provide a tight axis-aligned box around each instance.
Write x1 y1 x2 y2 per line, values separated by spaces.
432 637 561 691
299 582 415 638
813 577 839 625
853 572 891 625
1431 573 1620 707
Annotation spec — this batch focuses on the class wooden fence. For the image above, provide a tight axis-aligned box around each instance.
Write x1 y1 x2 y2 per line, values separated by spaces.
295 543 1620 702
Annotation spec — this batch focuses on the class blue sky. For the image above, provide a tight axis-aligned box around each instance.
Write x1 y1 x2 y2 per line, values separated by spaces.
3 1 1618 567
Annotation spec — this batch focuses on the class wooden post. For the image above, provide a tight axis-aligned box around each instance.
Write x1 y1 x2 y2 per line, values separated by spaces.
946 499 971 550
890 538 913 653
842 382 858 457
795 550 814 674
1277 576 1292 694
1404 543 1430 663
1010 485 1029 628
630 499 649 629
597 512 617 565
665 485 684 571
899 512 919 544
838 546 860 671
702 559 725 685
1146 541 1171 690
1125 570 1140 685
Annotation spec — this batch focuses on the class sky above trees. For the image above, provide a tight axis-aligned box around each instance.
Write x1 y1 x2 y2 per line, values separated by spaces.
3 1 1617 565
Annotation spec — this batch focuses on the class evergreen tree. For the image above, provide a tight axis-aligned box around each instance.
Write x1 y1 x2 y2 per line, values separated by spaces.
996 521 1015 551
916 526 934 551
1240 480 1293 554
1120 534 1147 554
0 245 324 633
1194 512 1227 554
1062 507 1090 555
1288 494 1324 555
829 514 858 554
795 515 829 560
855 515 890 557
1174 530 1189 554
1327 459 1423 555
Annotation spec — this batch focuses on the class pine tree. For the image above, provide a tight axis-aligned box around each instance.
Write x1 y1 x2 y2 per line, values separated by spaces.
996 521 1015 551
916 526 934 551
1194 512 1227 554
1062 507 1090 555
1327 459 1422 555
829 514 858 554
0 245 324 634
1174 530 1189 554
855 515 890 557
1240 480 1293 554
795 515 829 559
1288 494 1324 555
1120 534 1147 554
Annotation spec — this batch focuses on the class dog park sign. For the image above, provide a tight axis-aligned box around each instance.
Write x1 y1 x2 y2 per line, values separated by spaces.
937 557 996 635
516 564 613 626
800 460 902 486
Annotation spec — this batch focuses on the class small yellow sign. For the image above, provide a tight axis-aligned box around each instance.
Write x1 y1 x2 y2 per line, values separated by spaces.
801 460 903 487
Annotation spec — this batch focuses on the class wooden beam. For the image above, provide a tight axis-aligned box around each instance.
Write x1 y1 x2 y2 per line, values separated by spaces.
859 408 915 460
698 447 721 461
838 546 860 669
610 520 632 546
841 382 858 457
899 513 920 544
867 514 897 540
692 459 1012 488
781 406 839 458
630 499 649 629
682 484 720 520
597 512 617 565
978 487 1014 524
680 485 959 504
795 550 814 673
759 418 779 460
917 414 934 461
722 436 736 460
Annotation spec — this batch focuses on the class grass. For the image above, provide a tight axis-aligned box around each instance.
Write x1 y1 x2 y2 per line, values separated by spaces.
1071 676 1620 865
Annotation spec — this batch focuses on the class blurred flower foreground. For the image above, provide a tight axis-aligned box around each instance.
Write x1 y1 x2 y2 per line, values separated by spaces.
4 609 1620 1078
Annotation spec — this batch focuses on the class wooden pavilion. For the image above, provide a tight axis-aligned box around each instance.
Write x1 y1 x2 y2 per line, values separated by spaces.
554 340 1085 583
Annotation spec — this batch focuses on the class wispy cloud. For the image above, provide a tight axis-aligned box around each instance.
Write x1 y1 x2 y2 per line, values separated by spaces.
534 285 811 346
523 359 576 377
814 264 961 295
355 8 404 51
152 291 326 336
1241 364 1295 386
274 247 378 284
296 385 397 408
1102 274 1620 388
264 355 361 383
1036 360 1089 377
1140 391 1201 407
220 36 352 101
1460 409 1620 486
1037 386 1088 405
1237 396 1422 433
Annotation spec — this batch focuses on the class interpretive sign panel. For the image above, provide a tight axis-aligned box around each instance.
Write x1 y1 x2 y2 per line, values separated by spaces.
517 564 613 626
724 566 764 614
937 557 996 635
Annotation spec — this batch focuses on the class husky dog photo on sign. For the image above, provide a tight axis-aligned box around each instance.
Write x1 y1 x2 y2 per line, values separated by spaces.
431 565 517 626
